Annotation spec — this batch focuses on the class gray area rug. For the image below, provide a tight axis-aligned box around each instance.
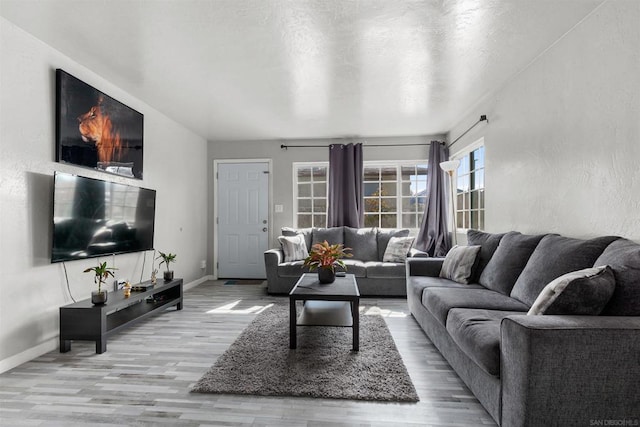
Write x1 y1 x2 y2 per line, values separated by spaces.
192 304 419 402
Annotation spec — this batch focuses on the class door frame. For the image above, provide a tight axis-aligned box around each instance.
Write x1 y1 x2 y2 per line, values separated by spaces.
213 158 273 280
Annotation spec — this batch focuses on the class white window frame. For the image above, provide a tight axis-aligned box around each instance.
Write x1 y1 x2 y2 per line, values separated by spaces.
451 137 485 232
293 159 428 231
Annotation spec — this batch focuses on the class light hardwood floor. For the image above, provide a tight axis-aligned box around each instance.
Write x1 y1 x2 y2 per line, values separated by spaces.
0 281 496 426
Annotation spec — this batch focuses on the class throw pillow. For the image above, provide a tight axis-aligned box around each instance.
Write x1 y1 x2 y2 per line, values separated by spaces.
383 236 415 262
281 227 313 252
439 245 482 284
277 234 309 262
376 228 410 261
527 266 615 315
466 230 507 283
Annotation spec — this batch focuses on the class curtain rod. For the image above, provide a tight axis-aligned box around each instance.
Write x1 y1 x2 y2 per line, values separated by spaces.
448 115 488 148
280 141 445 150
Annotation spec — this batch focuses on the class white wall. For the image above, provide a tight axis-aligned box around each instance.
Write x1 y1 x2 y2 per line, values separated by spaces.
448 0 640 241
0 18 209 372
206 135 444 273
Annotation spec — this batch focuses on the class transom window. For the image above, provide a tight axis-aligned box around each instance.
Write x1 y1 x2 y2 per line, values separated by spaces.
294 161 428 230
454 144 485 230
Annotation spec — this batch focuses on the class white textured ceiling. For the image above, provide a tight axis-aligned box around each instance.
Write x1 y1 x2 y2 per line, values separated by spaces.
0 0 604 141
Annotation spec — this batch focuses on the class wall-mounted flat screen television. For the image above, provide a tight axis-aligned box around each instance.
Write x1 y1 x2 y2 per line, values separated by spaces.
51 172 156 263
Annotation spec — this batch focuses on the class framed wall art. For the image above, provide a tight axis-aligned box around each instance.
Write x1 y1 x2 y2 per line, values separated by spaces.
56 69 144 179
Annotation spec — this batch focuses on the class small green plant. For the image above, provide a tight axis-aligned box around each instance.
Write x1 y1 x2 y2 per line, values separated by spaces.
303 241 352 272
83 261 117 293
156 251 177 272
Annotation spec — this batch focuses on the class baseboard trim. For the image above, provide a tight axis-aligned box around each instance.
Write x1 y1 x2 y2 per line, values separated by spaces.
0 274 215 374
0 338 58 374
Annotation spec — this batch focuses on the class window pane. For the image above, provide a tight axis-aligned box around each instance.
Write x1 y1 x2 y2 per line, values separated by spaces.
401 165 415 181
381 182 396 196
471 211 479 229
479 189 485 208
381 214 396 228
458 156 470 174
364 167 379 181
312 166 327 180
456 211 464 230
380 166 397 181
364 214 379 227
313 214 326 227
479 210 485 230
364 183 380 196
457 175 470 192
401 181 413 197
298 214 312 228
380 197 397 212
473 147 484 169
457 193 464 209
313 183 326 197
471 190 479 210
313 199 326 213
416 199 426 213
298 183 311 197
402 213 417 228
297 167 311 182
473 169 484 190
402 197 413 212
364 197 380 213
298 199 312 213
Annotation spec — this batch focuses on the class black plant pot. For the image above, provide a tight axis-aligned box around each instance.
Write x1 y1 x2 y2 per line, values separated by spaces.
164 271 174 281
91 290 108 305
317 268 335 284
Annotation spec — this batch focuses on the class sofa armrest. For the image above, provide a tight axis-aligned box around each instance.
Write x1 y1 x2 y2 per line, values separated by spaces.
406 257 444 277
500 315 640 427
264 248 284 265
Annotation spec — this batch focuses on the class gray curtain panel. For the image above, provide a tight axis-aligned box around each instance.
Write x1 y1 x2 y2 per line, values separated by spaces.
415 141 450 256
327 143 364 227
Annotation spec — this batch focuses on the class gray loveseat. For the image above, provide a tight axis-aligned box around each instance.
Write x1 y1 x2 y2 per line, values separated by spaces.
265 226 422 295
407 230 640 427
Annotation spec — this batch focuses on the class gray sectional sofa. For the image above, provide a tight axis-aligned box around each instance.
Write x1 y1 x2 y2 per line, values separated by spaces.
407 230 640 426
265 226 423 295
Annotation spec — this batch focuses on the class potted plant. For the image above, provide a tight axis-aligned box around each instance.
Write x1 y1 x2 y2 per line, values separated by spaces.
83 261 117 305
156 251 177 281
303 240 352 284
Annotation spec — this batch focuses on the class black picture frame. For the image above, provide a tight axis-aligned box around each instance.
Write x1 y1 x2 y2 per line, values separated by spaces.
56 69 144 179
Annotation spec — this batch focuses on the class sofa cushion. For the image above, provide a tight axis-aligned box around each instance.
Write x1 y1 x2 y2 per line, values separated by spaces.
312 227 344 246
383 236 415 262
344 227 378 261
364 261 405 278
277 234 309 262
282 227 313 251
407 276 484 306
528 266 615 315
467 230 507 283
277 261 311 277
377 228 410 261
336 259 366 277
594 238 640 315
446 308 524 376
510 235 619 306
422 288 530 326
439 245 481 284
479 232 546 295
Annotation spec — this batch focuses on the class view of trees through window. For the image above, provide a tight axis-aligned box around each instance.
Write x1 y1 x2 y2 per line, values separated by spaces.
294 161 428 230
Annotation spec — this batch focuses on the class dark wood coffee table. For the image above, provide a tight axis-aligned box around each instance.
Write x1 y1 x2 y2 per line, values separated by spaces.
289 273 360 351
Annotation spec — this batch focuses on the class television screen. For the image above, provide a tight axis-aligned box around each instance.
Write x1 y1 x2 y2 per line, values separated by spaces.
51 172 156 263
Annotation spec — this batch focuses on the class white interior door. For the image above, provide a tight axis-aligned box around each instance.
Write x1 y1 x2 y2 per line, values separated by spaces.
217 162 269 279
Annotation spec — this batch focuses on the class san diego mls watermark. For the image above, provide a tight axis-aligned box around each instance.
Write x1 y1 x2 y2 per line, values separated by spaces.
590 420 639 426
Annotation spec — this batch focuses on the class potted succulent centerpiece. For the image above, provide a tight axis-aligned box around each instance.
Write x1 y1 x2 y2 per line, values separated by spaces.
84 261 117 305
156 251 177 281
303 240 352 284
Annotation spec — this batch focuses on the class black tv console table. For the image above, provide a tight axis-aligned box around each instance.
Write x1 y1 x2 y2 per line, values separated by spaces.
60 278 183 354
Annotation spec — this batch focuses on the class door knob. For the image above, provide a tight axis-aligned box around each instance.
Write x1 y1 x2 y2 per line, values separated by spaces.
263 220 267 224
262 227 268 232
